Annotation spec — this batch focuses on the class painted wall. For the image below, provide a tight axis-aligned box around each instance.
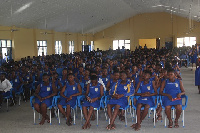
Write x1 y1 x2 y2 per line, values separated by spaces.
94 12 200 51
139 39 156 49
0 26 94 60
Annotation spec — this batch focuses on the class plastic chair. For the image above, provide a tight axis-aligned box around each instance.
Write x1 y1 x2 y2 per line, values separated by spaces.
54 95 77 125
131 95 159 128
30 96 55 125
161 95 188 128
105 95 131 127
3 88 13 112
78 95 104 127
15 85 24 106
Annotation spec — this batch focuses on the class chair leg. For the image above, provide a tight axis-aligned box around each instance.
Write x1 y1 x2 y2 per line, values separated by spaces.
104 108 108 121
81 109 83 125
50 109 52 125
135 110 137 124
39 113 41 120
109 118 110 124
165 112 167 128
153 109 156 128
19 95 21 106
183 110 185 127
33 109 36 125
125 109 127 127
96 110 99 127
58 109 60 125
172 109 175 119
6 99 9 112
148 110 150 118
73 109 76 125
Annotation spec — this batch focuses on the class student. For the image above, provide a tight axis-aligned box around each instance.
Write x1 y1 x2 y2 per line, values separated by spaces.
59 68 68 86
80 69 90 93
195 55 200 94
106 70 120 92
34 73 57 125
51 73 62 93
100 67 110 94
23 66 33 101
0 73 12 108
107 71 134 130
82 75 103 129
58 73 82 126
131 70 157 131
160 68 185 128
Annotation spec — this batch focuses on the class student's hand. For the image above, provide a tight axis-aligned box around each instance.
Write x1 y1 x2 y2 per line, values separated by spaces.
141 92 150 97
90 98 97 103
86 96 91 101
112 94 117 99
177 93 181 98
41 97 46 101
38 97 43 102
167 95 173 101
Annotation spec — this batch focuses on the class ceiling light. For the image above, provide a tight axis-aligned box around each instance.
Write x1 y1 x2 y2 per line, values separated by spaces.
166 9 170 10
194 16 197 17
152 6 157 7
14 2 33 14
157 5 163 7
164 6 170 8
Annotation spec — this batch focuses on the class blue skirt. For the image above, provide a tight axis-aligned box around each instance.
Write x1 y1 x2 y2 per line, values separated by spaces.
35 98 52 107
137 97 155 107
162 96 182 107
107 97 128 109
82 99 100 108
191 55 197 63
195 67 200 86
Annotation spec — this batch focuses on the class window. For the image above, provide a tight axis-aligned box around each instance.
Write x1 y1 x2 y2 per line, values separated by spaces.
37 40 47 56
0 40 12 61
113 40 130 50
69 41 74 54
82 41 86 51
55 41 62 54
90 41 94 51
177 37 196 47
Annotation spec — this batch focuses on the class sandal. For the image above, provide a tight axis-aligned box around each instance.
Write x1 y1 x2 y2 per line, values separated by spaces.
135 124 141 131
120 116 125 122
131 123 137 129
174 119 179 128
168 121 173 128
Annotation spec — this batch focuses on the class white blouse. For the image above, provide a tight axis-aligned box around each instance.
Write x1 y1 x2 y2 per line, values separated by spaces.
0 79 12 92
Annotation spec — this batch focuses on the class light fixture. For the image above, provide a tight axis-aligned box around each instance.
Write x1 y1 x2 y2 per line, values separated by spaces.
14 2 33 14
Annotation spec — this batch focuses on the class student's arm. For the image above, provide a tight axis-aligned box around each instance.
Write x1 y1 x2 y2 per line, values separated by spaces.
159 80 172 100
134 82 142 96
57 80 63 91
177 80 185 98
60 85 67 99
29 74 33 83
34 85 42 101
85 83 90 101
42 83 57 100
106 80 110 91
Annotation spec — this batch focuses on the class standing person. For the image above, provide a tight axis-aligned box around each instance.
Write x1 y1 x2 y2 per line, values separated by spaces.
34 73 57 125
191 46 197 71
131 70 157 131
107 71 134 130
160 68 185 128
82 75 103 129
58 73 82 126
195 55 200 94
0 73 12 108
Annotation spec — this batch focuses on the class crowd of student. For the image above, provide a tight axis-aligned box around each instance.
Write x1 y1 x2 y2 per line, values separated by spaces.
0 45 198 131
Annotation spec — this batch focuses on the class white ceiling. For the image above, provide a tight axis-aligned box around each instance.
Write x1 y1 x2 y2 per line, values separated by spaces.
0 0 199 33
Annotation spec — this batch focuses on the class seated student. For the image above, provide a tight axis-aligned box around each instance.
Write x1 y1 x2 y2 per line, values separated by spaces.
195 55 200 94
80 69 90 93
106 70 120 92
107 71 134 130
34 73 57 125
160 68 185 128
59 68 68 86
82 75 103 129
0 73 12 108
75 66 84 83
58 73 82 126
51 73 62 93
131 70 157 131
100 67 110 94
10 71 23 106
22 66 33 101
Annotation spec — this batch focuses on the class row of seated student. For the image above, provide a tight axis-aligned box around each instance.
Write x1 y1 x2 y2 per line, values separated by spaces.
0 47 185 131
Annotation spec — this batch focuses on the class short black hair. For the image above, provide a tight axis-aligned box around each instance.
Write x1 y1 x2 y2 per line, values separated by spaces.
90 75 98 80
144 70 152 76
167 68 175 73
67 73 74 77
43 73 49 77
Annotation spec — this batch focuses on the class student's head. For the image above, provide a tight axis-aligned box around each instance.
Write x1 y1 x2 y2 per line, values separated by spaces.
62 68 68 75
144 70 152 81
0 73 6 80
42 73 50 83
53 73 59 79
90 75 98 84
68 68 73 74
102 67 107 76
95 65 101 72
113 71 120 80
125 67 130 74
79 66 84 72
90 70 97 76
132 64 137 72
67 73 75 82
167 68 175 80
84 69 90 76
120 71 127 81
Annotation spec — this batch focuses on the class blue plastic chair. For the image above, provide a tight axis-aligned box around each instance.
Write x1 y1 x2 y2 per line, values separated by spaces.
3 88 13 112
15 85 24 106
78 95 104 126
105 95 131 127
131 95 159 128
54 95 77 125
30 96 56 125
161 95 188 127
